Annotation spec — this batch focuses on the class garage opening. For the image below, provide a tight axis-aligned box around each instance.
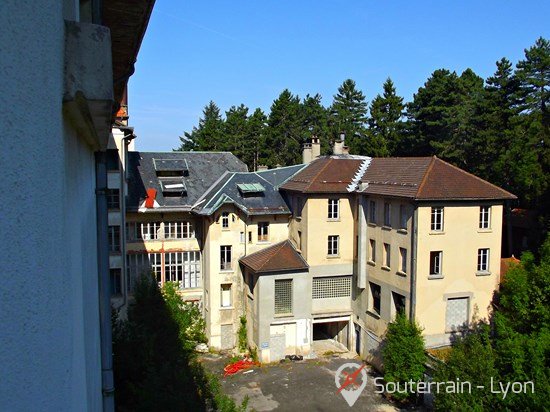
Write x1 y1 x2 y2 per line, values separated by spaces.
311 317 350 355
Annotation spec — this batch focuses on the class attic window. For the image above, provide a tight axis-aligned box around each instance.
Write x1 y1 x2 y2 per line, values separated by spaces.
237 183 265 195
153 158 189 177
160 179 187 197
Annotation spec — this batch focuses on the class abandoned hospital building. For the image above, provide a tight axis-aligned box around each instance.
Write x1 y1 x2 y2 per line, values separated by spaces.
110 138 516 363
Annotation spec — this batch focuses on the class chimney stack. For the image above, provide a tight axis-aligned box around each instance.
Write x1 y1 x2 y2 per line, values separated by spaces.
302 135 321 164
257 165 268 171
333 133 349 155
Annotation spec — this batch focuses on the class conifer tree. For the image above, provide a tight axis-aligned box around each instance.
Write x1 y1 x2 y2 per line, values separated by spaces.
177 101 225 151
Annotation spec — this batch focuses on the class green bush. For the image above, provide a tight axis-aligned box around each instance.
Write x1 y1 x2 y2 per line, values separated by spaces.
237 315 248 352
382 313 426 401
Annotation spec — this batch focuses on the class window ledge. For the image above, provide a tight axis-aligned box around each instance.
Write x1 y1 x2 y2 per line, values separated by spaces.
221 228 230 231
295 216 302 221
367 260 376 267
367 222 377 228
429 231 445 235
397 229 408 234
477 229 492 233
326 255 340 259
220 306 234 310
381 265 391 272
476 271 492 277
274 314 294 318
381 225 392 231
396 271 407 277
367 310 381 319
220 269 234 274
428 274 444 280
327 218 341 222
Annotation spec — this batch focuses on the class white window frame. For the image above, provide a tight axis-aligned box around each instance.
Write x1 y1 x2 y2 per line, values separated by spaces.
479 206 491 229
221 284 232 308
369 239 376 263
477 248 490 272
327 235 339 256
108 225 120 252
164 221 194 239
258 222 269 242
141 222 161 240
430 251 443 276
328 199 340 220
239 232 245 243
221 212 229 229
220 245 232 271
384 202 391 227
431 207 444 232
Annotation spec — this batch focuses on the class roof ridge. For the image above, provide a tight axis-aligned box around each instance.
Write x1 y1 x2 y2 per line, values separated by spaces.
416 156 437 197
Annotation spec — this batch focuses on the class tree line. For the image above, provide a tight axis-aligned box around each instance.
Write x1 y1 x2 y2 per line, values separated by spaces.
177 37 549 223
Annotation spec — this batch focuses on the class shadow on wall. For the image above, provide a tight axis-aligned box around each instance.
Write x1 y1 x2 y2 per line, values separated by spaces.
112 275 231 412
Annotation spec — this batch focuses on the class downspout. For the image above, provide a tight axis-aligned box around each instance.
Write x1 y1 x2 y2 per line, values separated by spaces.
410 204 418 321
95 151 115 411
505 200 513 257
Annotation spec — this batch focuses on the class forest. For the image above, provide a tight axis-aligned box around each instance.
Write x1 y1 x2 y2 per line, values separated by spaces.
177 37 549 231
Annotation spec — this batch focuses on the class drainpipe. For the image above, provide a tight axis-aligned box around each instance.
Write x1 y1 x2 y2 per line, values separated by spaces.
505 201 513 257
95 151 115 411
409 205 418 321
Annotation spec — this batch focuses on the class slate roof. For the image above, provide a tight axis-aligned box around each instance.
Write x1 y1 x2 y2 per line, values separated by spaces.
196 164 306 216
360 156 517 201
126 151 248 211
239 240 309 273
280 155 369 193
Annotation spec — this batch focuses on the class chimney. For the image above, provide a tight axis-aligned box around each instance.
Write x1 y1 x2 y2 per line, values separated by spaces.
257 165 268 171
303 136 321 164
333 133 349 155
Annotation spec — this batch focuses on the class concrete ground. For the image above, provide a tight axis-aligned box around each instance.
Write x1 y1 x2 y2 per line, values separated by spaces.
200 353 419 411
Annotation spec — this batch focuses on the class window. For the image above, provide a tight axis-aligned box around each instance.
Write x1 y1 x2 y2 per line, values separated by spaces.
328 199 339 219
258 222 269 242
399 205 407 230
328 235 339 256
383 243 391 267
298 230 302 251
164 221 194 239
479 206 491 229
446 297 469 331
110 268 122 296
312 276 352 299
399 248 407 274
384 202 391 227
141 222 161 240
108 225 120 252
369 239 376 262
248 231 252 243
221 212 229 229
239 232 245 243
107 189 120 209
127 253 162 290
369 282 381 315
392 292 406 316
106 149 120 171
369 200 376 224
220 246 232 270
126 222 143 241
274 279 293 315
296 197 303 218
430 251 443 276
477 248 490 272
431 207 444 231
165 251 201 288
221 284 232 308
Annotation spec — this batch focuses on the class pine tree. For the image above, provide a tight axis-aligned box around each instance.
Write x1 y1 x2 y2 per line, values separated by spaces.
177 101 225 151
223 104 249 158
266 89 303 167
368 78 404 156
330 79 368 155
300 94 331 155
243 108 267 171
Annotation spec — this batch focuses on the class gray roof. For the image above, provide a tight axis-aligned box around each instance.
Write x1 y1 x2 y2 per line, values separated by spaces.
197 164 306 216
126 151 248 211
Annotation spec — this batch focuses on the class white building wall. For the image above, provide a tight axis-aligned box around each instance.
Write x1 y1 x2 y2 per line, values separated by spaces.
0 1 102 410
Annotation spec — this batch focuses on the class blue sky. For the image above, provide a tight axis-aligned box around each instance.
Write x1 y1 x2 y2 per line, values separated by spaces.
129 0 550 151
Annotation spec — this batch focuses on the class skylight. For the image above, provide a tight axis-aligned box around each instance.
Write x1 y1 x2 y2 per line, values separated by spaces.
237 183 265 194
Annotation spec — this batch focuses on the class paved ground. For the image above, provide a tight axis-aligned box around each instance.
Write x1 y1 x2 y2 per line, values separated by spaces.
200 353 418 411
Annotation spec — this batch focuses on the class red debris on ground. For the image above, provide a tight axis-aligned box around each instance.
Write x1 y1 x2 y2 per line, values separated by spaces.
223 358 260 377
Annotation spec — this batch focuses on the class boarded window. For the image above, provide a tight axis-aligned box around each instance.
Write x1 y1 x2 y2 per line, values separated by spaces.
446 297 469 331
